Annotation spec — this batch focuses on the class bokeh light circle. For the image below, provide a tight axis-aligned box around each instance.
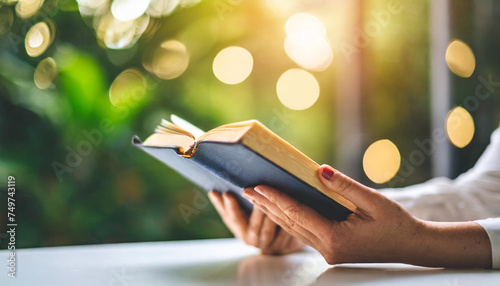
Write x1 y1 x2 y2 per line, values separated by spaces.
445 106 475 148
34 57 57 89
16 0 45 19
0 6 14 35
363 139 401 184
25 22 52 57
284 13 332 71
109 68 147 107
96 12 150 50
285 13 326 37
111 0 150 22
284 30 333 71
147 0 179 17
144 40 190 80
213 46 254 85
77 0 109 16
445 40 476 78
276 68 319 110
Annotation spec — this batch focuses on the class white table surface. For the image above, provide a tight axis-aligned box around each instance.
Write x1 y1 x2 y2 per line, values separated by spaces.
1 238 498 286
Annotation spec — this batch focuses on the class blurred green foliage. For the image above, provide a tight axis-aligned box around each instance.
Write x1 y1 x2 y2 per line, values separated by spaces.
0 0 499 248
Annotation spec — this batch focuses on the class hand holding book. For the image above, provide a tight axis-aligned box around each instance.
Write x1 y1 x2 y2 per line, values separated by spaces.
208 190 304 255
242 165 492 268
133 116 353 255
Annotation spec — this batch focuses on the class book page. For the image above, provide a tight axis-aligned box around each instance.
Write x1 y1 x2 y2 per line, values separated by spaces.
171 114 205 139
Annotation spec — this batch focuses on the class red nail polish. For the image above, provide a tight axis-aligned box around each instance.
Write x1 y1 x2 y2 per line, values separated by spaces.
321 167 334 180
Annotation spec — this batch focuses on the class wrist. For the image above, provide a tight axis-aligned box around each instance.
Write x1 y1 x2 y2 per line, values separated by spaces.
404 219 492 268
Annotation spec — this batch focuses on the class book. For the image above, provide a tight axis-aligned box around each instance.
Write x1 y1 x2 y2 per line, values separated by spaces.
133 117 356 221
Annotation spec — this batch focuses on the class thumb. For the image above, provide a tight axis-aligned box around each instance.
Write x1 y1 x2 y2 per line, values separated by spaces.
317 164 383 212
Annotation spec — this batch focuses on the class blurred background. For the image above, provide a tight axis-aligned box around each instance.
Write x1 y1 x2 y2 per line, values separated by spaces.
0 0 499 248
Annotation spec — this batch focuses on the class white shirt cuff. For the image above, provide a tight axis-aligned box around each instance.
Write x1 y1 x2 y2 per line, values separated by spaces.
475 218 500 269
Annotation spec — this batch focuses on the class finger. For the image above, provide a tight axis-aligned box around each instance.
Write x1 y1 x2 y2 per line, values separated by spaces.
253 185 332 238
211 191 243 238
257 201 316 250
271 228 292 253
223 192 249 239
258 215 277 250
318 164 384 212
279 231 293 250
243 189 317 248
261 227 286 255
208 191 226 216
284 237 305 254
246 204 266 247
280 234 296 254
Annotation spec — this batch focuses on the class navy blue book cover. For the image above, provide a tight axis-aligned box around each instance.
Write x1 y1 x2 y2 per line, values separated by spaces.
133 136 352 221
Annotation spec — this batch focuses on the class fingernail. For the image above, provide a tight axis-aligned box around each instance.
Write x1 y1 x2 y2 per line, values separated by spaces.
242 191 253 200
321 166 335 180
254 186 264 195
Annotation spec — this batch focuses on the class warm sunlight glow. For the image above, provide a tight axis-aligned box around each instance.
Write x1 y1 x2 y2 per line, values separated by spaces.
363 139 401 184
34 57 57 89
144 40 190 80
445 40 476 78
284 13 332 71
446 107 475 148
111 0 151 22
213 46 254 85
109 68 146 107
25 22 51 57
276 68 319 110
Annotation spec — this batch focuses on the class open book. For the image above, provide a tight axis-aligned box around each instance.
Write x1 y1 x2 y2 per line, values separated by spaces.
133 117 356 221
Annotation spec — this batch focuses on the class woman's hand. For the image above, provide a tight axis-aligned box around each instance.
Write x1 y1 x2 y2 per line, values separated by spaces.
241 164 492 268
208 190 305 255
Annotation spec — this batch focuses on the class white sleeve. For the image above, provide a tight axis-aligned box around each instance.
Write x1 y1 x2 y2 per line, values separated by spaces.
475 218 500 269
381 127 500 222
